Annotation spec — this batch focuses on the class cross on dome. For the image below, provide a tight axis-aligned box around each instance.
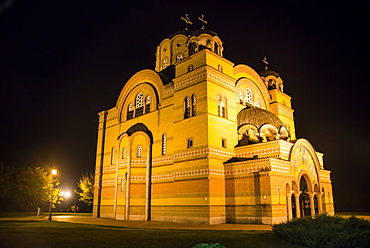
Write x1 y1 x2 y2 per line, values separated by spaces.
181 14 193 30
198 14 207 29
262 57 269 70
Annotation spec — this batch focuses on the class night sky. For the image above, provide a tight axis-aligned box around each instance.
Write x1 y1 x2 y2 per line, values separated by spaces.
1 0 369 212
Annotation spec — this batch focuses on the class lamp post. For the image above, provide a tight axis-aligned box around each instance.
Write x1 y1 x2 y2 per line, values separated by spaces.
48 168 57 221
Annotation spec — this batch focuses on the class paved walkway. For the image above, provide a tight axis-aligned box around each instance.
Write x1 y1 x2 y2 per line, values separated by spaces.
51 215 273 231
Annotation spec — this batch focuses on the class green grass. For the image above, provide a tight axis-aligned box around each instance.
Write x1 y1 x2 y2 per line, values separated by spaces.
0 218 301 248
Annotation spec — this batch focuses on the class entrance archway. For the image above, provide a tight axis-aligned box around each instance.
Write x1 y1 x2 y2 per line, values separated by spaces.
299 176 311 217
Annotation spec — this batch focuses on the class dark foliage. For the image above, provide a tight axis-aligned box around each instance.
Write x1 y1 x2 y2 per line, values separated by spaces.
272 214 370 248
193 243 226 248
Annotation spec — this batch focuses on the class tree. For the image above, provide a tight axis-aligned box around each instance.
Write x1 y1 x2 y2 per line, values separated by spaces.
75 173 94 206
0 165 61 211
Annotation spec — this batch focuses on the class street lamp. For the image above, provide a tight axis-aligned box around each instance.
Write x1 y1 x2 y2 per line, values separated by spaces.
48 168 57 221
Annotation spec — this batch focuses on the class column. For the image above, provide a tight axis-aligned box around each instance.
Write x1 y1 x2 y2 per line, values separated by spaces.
125 138 132 220
295 192 301 218
287 192 292 221
317 193 323 214
309 192 315 216
145 144 152 221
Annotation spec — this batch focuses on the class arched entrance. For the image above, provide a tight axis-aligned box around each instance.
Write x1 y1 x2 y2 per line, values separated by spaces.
299 176 311 217
121 123 153 221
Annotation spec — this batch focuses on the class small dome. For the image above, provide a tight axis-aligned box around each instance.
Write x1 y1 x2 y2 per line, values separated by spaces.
237 107 284 129
168 29 194 39
260 69 280 78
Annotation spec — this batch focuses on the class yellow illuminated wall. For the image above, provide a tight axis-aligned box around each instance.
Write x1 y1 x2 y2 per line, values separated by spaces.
93 29 334 224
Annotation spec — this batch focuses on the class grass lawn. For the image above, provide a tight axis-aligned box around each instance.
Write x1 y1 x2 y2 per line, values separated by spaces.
0 214 301 248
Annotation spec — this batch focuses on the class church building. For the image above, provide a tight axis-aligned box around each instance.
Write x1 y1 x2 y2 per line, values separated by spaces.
93 16 334 225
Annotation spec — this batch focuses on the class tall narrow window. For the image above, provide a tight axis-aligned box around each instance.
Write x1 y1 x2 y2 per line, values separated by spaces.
238 92 244 104
111 147 115 165
121 179 125 191
127 104 134 120
137 146 142 158
191 94 196 117
222 138 227 148
136 93 144 117
218 64 223 72
221 97 227 118
214 43 219 55
184 97 190 119
163 58 168 69
254 100 260 107
122 147 126 159
246 88 253 104
217 95 221 116
188 64 193 72
162 133 167 155
145 96 151 114
187 138 193 148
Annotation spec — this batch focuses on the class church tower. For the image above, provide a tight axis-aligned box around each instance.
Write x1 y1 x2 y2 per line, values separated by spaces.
93 16 334 224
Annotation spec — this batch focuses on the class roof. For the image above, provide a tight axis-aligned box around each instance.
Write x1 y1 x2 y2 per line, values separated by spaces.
260 69 280 78
190 29 219 37
237 107 285 129
168 29 194 39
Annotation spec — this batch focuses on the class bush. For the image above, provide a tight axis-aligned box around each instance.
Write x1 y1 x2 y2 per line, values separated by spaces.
192 243 226 248
272 214 370 248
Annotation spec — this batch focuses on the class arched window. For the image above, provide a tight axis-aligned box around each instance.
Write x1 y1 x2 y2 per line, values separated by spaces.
221 97 227 118
218 64 223 72
145 96 151 114
162 133 167 155
176 54 183 62
163 58 168 69
122 147 126 159
191 94 196 117
246 88 253 104
238 92 244 104
136 93 144 117
214 42 219 55
111 147 115 165
184 97 190 119
121 179 125 191
188 64 193 72
127 103 134 120
217 96 227 118
217 96 221 116
137 146 142 158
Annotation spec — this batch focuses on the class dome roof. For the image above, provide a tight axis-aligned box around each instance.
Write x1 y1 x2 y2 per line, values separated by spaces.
237 107 285 129
168 29 194 39
190 29 219 37
260 69 280 78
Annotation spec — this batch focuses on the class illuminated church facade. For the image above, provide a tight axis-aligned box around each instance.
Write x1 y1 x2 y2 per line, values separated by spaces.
93 20 334 224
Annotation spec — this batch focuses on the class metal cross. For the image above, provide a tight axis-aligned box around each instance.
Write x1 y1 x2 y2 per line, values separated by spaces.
181 14 193 30
262 57 269 70
198 14 207 29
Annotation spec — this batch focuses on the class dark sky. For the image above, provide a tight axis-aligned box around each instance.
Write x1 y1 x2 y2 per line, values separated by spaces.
1 0 369 212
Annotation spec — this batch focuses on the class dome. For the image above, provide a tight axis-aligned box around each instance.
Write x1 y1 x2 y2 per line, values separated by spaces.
168 29 194 39
190 29 219 37
237 107 285 129
260 69 280 78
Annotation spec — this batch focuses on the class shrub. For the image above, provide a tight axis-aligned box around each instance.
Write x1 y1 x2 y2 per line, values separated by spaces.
192 243 226 248
272 214 370 248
